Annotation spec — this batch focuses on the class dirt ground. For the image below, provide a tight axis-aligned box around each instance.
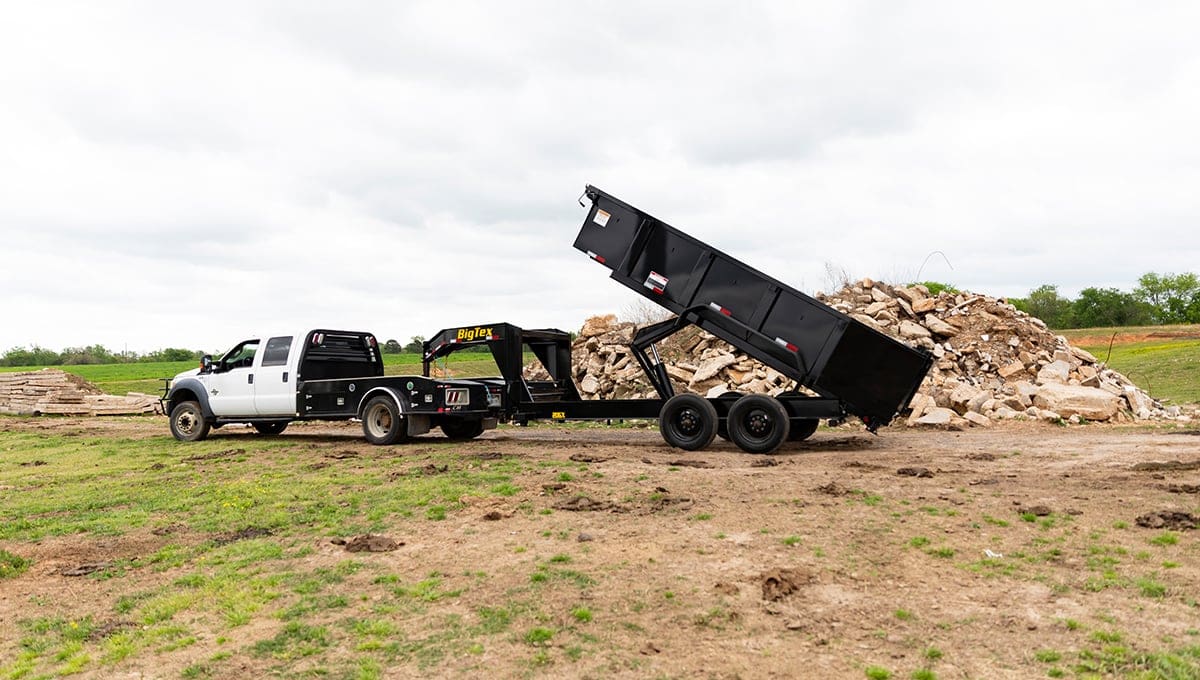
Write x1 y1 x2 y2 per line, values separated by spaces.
3 417 1200 679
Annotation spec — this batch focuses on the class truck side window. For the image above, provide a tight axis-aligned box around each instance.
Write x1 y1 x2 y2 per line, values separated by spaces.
222 340 260 370
261 336 293 367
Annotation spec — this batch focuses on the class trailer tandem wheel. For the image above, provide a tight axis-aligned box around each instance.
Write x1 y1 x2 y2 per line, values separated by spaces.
715 391 742 441
727 394 790 454
788 418 819 441
659 393 718 451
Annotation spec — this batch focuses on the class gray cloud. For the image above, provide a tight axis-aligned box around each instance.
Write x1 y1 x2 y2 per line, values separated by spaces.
1 2 1199 353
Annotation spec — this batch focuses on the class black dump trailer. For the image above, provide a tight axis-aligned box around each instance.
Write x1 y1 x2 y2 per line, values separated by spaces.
424 186 932 454
574 185 933 433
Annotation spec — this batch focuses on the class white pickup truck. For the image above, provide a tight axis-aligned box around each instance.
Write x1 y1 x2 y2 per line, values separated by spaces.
161 329 496 444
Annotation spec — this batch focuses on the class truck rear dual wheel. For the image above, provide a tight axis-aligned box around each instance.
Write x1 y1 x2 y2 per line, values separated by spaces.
170 401 211 442
441 419 484 441
362 396 410 445
253 422 288 436
659 394 718 451
727 394 790 454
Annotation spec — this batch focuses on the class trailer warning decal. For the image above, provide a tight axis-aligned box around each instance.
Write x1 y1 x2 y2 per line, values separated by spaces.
643 271 669 294
593 209 610 227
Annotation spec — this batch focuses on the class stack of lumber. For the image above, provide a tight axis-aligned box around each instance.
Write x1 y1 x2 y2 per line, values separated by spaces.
0 369 160 416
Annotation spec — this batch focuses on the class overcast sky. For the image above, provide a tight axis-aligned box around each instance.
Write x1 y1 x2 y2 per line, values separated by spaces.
2 2 1198 354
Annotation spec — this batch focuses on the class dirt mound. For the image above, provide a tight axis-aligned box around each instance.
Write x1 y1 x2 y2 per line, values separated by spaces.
549 281 1192 428
0 369 160 416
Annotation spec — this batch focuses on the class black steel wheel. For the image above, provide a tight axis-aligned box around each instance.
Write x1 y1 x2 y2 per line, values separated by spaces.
441 419 485 441
727 394 790 454
715 391 742 441
253 422 288 436
361 396 409 445
788 418 819 441
169 401 211 442
659 393 718 451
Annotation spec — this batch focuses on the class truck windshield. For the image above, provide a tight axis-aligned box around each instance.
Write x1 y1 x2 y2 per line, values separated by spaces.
221 340 260 370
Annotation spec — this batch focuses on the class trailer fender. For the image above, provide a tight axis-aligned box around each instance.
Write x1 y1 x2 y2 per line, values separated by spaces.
166 378 215 419
357 386 431 436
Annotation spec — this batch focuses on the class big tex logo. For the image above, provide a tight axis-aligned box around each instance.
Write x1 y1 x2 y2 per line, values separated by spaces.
456 326 495 342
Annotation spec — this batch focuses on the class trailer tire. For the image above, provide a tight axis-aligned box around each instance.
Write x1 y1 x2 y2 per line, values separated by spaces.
254 422 288 436
441 419 484 441
362 396 409 445
170 401 211 442
727 394 790 454
715 391 742 440
788 418 819 441
659 394 718 451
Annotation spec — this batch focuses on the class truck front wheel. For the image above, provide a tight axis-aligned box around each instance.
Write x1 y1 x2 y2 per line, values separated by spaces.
362 396 409 445
170 401 211 442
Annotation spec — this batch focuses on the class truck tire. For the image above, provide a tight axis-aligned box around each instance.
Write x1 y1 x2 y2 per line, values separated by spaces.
362 396 409 445
788 418 819 441
727 394 790 454
442 419 484 441
170 401 211 442
254 422 288 436
659 393 718 451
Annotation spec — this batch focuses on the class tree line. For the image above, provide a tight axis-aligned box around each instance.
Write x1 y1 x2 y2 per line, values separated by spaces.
0 345 204 367
1008 272 1200 330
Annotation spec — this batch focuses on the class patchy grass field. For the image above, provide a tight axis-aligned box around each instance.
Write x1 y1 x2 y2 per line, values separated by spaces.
2 417 1199 678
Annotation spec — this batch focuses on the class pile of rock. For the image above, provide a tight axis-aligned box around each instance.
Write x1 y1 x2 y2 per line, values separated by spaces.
816 280 1178 426
552 314 795 401
553 279 1187 428
0 369 160 416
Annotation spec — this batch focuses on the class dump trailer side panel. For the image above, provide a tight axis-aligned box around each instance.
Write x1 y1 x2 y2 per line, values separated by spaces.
574 186 932 425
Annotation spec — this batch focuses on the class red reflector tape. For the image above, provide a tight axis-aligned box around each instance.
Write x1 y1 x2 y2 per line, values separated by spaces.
774 337 798 352
586 250 606 264
651 287 663 294
708 302 731 316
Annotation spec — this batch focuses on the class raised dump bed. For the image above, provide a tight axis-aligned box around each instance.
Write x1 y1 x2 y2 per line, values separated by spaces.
573 185 932 431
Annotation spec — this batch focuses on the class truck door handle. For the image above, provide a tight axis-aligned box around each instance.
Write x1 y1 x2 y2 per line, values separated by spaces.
283 372 289 383
248 374 254 385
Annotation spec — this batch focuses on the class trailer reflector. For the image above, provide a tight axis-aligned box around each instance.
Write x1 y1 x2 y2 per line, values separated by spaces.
774 337 799 352
708 302 732 317
586 250 606 264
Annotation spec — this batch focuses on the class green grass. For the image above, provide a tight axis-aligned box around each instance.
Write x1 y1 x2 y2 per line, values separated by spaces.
1060 325 1200 404
0 428 548 677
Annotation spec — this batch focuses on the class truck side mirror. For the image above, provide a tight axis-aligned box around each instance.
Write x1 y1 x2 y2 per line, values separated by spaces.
199 355 214 374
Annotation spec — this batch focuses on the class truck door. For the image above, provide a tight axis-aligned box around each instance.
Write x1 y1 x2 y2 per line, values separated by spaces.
207 339 260 416
254 335 296 416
